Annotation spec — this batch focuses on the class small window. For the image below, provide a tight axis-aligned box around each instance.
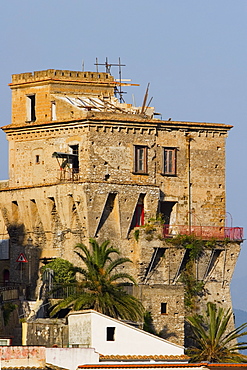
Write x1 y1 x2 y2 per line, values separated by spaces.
163 148 177 175
106 327 115 341
36 155 40 164
26 94 36 122
3 269 9 284
69 144 79 173
51 101 56 121
130 194 145 228
134 146 148 173
161 302 167 314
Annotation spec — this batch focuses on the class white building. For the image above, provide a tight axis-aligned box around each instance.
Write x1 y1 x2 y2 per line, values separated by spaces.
68 310 185 356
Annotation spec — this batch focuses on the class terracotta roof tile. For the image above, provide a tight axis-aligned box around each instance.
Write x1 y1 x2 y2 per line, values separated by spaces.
100 355 189 361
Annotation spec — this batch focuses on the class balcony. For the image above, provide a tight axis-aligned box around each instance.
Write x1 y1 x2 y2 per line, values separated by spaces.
57 168 80 182
163 225 243 241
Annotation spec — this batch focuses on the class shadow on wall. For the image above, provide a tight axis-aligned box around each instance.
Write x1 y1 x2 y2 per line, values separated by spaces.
6 223 41 300
7 223 25 245
159 324 178 340
143 312 178 340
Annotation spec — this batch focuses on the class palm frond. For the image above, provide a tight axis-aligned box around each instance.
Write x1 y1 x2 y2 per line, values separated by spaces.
50 238 144 322
186 302 247 363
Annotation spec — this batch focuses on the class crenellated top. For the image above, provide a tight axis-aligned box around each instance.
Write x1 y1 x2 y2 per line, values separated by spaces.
10 69 114 85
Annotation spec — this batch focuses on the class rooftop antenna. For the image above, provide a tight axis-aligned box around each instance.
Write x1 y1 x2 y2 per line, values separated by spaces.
141 83 150 114
117 57 125 103
82 60 84 72
132 94 136 107
95 57 126 103
146 96 153 111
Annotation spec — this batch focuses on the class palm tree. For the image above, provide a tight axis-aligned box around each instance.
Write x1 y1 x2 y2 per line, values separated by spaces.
186 302 247 363
50 238 144 322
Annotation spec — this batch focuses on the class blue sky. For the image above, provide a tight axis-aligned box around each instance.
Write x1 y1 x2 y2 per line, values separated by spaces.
0 0 247 309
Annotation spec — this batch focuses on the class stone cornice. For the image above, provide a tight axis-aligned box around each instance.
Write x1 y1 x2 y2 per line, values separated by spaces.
1 111 232 134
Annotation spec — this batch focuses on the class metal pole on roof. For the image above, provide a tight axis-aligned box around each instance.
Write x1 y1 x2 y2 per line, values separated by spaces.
95 58 98 73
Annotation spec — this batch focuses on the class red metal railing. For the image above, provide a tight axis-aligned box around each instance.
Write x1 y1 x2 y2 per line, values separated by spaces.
163 225 243 241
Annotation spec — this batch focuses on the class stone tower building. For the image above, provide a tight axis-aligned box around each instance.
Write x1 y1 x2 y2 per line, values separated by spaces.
0 68 243 345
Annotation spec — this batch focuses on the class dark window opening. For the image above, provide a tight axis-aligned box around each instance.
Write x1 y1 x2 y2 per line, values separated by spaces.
36 155 40 164
145 248 166 279
3 269 9 285
163 148 177 175
134 146 148 173
204 249 222 279
106 327 115 341
12 201 19 222
27 95 36 122
130 194 145 229
69 145 79 173
174 249 190 282
161 302 167 314
130 194 145 230
159 201 176 224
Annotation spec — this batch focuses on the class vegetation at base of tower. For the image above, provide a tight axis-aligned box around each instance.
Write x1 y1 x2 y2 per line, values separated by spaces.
186 302 247 363
166 235 218 312
134 214 165 242
133 229 140 241
50 238 144 321
166 234 217 260
180 260 205 311
143 311 157 335
143 311 178 340
41 258 76 284
2 302 17 325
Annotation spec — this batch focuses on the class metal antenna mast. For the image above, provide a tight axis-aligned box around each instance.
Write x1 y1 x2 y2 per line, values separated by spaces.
95 57 126 102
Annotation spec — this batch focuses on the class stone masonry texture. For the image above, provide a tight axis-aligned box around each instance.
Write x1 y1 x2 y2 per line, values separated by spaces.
0 69 242 346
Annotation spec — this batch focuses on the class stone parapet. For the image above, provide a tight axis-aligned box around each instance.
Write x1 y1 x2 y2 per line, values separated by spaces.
11 70 114 85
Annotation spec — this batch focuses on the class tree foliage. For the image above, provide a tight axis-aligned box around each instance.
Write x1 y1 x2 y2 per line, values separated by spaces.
143 311 157 335
2 302 17 326
50 238 144 322
166 234 216 260
186 302 247 363
41 258 76 284
165 235 217 312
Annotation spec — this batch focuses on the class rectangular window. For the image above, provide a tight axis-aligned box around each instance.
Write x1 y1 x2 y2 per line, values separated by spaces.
26 95 36 122
69 145 79 173
106 327 115 341
130 194 145 229
161 302 167 314
134 146 147 173
163 148 177 175
51 101 56 121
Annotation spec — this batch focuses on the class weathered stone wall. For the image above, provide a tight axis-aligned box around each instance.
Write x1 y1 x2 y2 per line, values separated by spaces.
136 284 185 345
5 119 227 230
0 69 240 346
24 318 68 347
10 70 115 126
0 300 21 345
